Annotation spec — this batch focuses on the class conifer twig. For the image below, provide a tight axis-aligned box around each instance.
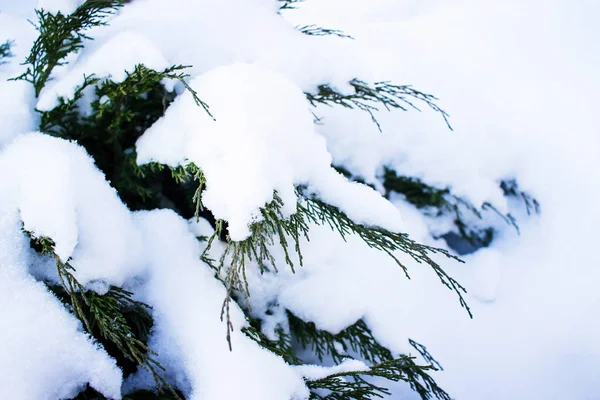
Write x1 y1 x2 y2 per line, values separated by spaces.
306 80 452 132
298 25 353 39
279 0 304 10
13 0 122 96
289 313 394 364
0 40 14 64
298 195 471 318
306 356 450 400
26 233 181 399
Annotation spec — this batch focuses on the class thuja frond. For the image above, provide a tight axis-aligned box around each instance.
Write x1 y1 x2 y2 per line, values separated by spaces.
0 40 14 64
39 73 100 136
500 179 540 215
37 63 210 211
288 312 393 364
26 232 181 399
187 162 208 218
13 0 122 96
409 339 443 371
206 187 470 351
279 0 304 10
202 192 310 350
481 201 519 234
298 25 353 39
242 312 450 399
382 169 450 210
242 318 302 365
91 64 211 141
298 195 471 317
92 63 212 122
306 80 452 132
203 193 310 288
306 356 450 400
382 168 530 250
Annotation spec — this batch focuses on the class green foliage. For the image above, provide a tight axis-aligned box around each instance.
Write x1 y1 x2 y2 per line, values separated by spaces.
306 356 450 400
10 2 482 399
382 169 450 210
409 339 444 372
37 63 208 211
288 312 393 364
298 194 470 316
203 186 470 352
306 79 452 132
203 192 311 349
279 0 304 10
242 317 302 365
244 311 450 400
501 179 540 215
298 25 353 39
13 0 122 96
0 40 14 64
26 232 181 399
382 168 532 250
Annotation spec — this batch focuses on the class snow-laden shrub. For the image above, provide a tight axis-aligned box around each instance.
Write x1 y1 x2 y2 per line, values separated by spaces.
0 1 540 399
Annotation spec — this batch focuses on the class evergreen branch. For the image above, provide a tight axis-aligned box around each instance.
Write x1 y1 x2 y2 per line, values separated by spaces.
188 163 208 218
13 0 122 96
481 202 520 234
242 321 302 365
192 192 321 352
306 80 452 132
298 25 353 39
243 312 451 400
381 169 450 210
38 63 210 211
298 195 472 318
204 193 310 350
500 179 540 215
26 232 181 400
201 186 471 349
288 312 394 364
168 68 213 119
205 192 310 297
409 339 443 371
382 168 535 249
39 73 100 136
279 0 304 10
91 64 212 140
0 40 14 64
306 356 451 400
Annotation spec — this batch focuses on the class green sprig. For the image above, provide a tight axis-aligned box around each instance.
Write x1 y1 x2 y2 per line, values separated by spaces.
13 0 122 96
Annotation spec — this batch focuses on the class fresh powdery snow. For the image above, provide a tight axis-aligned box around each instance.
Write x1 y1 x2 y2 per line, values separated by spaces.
0 0 599 399
136 62 404 240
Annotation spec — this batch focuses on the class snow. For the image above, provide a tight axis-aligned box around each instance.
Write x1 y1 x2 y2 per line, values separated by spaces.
0 0 599 399
0 210 122 400
132 210 309 400
36 0 84 15
0 133 146 287
295 358 369 381
37 30 171 111
136 62 404 240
